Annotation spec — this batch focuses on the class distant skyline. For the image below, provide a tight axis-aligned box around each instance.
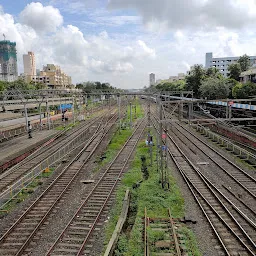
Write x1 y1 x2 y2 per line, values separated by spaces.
1 0 256 88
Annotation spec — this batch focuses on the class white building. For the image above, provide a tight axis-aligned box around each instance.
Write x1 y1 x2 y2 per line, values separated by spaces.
23 51 36 76
149 73 155 86
205 52 256 77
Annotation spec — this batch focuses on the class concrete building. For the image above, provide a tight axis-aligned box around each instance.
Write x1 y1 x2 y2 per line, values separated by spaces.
205 52 256 77
240 68 256 83
0 40 18 82
156 79 163 84
149 73 156 86
23 51 36 76
27 64 72 88
168 73 185 82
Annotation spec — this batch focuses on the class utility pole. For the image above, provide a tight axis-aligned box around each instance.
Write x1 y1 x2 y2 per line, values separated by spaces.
129 101 132 129
24 103 28 131
72 96 75 124
188 102 192 124
147 100 153 166
117 93 121 133
46 97 50 130
39 102 42 130
158 94 164 187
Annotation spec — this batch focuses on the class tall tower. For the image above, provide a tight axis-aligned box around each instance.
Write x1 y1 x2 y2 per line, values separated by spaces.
0 40 18 82
23 51 36 76
149 73 156 86
205 52 213 69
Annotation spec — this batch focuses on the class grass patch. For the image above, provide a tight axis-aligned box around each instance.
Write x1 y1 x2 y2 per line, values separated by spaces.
0 167 54 217
103 135 201 256
94 100 144 172
94 129 133 172
55 121 80 131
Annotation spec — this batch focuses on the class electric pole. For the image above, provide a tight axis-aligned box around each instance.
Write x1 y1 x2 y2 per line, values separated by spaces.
117 93 121 133
147 100 153 166
130 101 132 129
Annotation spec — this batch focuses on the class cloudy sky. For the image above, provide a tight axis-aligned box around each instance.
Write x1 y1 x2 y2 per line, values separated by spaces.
1 0 256 88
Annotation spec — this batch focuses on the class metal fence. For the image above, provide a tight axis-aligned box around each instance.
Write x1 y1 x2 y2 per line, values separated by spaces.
195 124 256 165
0 123 90 209
0 113 73 142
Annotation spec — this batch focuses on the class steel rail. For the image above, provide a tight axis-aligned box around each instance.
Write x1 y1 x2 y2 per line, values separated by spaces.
144 207 149 256
0 114 101 181
163 107 256 198
168 208 182 256
151 112 256 255
173 121 256 198
46 118 146 256
0 115 105 200
0 112 118 256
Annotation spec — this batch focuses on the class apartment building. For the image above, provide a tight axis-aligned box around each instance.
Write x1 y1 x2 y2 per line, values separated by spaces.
205 52 256 77
23 51 36 76
149 73 156 86
0 40 18 82
28 64 72 88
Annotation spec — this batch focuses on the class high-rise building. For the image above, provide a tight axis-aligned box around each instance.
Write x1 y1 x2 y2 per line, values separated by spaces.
0 40 18 82
205 52 256 77
23 51 36 76
149 73 155 86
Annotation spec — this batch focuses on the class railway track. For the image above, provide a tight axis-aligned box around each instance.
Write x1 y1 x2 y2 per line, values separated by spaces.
45 118 146 256
174 122 256 199
0 112 118 256
0 112 109 195
144 207 182 256
163 108 256 198
151 109 256 255
192 113 256 154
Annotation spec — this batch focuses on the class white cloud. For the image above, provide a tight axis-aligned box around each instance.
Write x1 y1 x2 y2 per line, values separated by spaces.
0 3 156 88
108 0 256 30
2 1 256 89
20 2 63 33
137 40 156 58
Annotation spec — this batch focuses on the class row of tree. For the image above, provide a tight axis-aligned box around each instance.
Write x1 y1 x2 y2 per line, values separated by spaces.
76 81 117 93
0 79 47 92
0 80 116 94
153 55 256 99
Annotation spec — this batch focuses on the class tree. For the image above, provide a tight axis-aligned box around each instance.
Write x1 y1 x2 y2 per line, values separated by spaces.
225 78 239 98
228 63 241 81
6 79 34 91
232 82 256 99
206 67 222 78
185 64 205 97
238 54 251 72
199 77 230 99
0 81 7 92
75 81 115 94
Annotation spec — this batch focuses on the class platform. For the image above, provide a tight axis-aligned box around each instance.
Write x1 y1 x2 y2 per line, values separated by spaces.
0 129 58 172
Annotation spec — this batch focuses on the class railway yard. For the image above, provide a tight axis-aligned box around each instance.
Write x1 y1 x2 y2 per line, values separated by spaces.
0 93 255 256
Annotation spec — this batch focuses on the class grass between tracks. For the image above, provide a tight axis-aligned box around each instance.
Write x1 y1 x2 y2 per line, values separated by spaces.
103 134 201 256
0 168 54 217
94 98 143 172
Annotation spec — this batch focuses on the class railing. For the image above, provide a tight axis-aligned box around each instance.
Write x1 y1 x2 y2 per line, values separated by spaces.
0 112 73 142
0 122 92 209
196 124 256 165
